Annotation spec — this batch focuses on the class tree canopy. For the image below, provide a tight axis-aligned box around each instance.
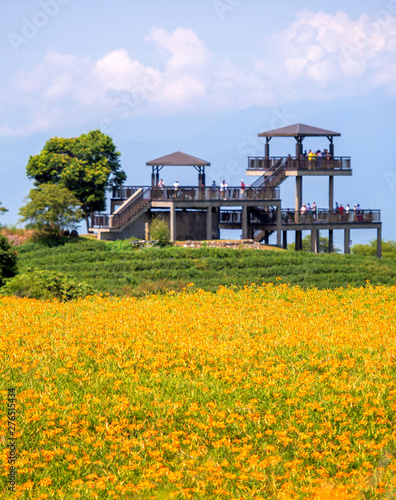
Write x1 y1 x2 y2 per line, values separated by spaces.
26 130 126 229
0 202 8 215
19 184 84 238
0 234 17 286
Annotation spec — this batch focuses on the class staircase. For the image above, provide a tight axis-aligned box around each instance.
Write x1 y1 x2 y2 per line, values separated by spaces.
250 158 288 189
109 188 151 230
251 206 276 243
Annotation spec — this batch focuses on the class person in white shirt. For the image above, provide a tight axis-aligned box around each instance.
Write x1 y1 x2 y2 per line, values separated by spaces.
220 180 228 199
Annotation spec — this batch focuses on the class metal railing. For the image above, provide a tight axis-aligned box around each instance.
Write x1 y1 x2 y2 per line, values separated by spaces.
248 156 351 171
90 213 110 228
219 208 381 227
281 208 380 224
111 185 280 202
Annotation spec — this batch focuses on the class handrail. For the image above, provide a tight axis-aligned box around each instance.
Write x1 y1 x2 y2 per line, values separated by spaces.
110 187 151 229
112 185 280 202
219 207 381 226
280 208 380 224
248 156 351 171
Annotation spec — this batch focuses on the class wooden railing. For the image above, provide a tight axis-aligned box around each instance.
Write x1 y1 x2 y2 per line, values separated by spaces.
281 208 380 224
248 156 351 171
219 208 381 226
111 185 280 202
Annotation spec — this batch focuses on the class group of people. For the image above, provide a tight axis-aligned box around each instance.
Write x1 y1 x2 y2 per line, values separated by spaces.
300 202 317 218
300 202 363 222
157 178 249 200
335 202 363 222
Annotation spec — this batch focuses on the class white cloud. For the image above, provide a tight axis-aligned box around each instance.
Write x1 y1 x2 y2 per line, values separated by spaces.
147 27 211 73
264 9 396 99
2 12 396 138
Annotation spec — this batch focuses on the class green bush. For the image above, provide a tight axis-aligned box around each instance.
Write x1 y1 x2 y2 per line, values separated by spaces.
0 267 95 301
0 234 18 286
352 240 396 258
149 216 171 247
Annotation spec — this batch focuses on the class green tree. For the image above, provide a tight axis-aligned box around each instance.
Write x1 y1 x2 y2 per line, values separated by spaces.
0 202 8 216
149 216 171 247
19 184 84 239
26 130 126 231
0 234 17 286
351 240 396 258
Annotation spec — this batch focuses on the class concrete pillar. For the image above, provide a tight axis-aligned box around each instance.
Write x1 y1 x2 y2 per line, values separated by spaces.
170 204 176 242
329 176 334 211
296 231 302 251
283 231 287 249
206 206 213 240
311 229 319 254
242 206 248 239
330 139 334 158
265 139 270 157
329 230 333 253
377 226 382 258
276 205 282 247
344 228 350 254
295 177 302 251
145 221 150 241
295 176 302 211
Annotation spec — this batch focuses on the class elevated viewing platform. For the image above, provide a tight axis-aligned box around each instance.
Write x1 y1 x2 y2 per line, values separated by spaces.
247 155 352 176
89 125 382 256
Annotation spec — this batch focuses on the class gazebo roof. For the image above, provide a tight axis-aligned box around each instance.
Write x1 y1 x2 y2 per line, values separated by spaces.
258 123 341 138
146 151 210 167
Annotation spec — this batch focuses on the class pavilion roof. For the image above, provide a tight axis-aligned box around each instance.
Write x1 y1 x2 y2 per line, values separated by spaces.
258 123 341 138
146 151 210 167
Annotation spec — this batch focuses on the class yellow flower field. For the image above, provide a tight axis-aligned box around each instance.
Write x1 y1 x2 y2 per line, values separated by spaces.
1 284 396 499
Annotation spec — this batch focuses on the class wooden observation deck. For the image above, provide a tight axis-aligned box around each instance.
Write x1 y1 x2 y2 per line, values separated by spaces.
90 126 382 256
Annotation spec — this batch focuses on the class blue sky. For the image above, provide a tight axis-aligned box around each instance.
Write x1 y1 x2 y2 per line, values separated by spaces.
1 0 396 243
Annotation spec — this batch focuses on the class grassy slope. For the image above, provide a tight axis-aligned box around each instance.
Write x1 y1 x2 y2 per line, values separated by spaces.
13 237 396 296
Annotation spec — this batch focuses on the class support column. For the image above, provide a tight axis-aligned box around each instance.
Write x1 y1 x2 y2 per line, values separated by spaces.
344 228 350 254
295 231 302 251
206 206 212 240
295 176 302 250
329 176 334 253
276 204 282 247
329 230 333 253
295 176 302 213
329 176 334 211
311 229 319 254
170 204 176 242
377 226 382 258
283 231 287 249
242 206 248 239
